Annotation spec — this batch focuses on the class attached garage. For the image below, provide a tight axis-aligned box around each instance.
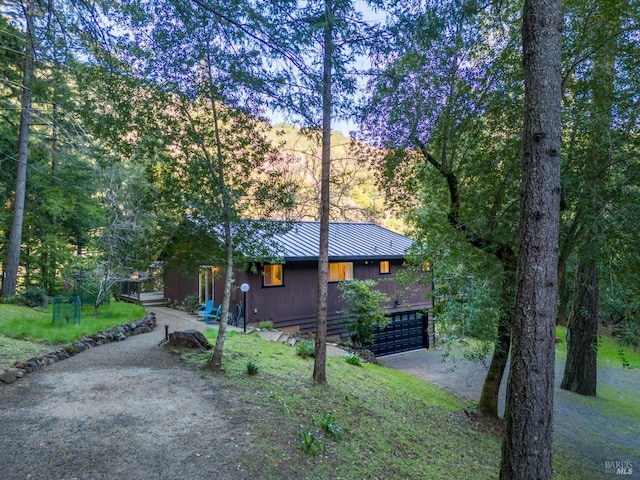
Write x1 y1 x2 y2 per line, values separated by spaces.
369 310 431 356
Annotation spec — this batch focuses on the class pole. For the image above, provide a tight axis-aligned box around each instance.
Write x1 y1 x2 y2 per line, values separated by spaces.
243 290 247 333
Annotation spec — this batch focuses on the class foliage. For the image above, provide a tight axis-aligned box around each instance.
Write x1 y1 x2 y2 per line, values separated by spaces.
614 320 640 352
246 360 259 375
296 338 315 358
344 352 362 367
184 294 200 314
556 326 640 371
0 296 19 305
315 413 344 441
338 279 390 348
257 321 273 331
21 287 49 308
298 426 322 457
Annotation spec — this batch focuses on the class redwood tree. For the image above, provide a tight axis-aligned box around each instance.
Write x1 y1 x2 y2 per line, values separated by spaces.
499 0 562 477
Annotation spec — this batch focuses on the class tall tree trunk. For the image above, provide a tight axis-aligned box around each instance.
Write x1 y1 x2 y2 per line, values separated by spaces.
561 262 598 395
478 256 515 416
560 3 617 392
557 256 569 326
209 226 233 372
205 70 233 373
500 0 562 477
2 14 33 298
477 320 510 416
313 0 333 384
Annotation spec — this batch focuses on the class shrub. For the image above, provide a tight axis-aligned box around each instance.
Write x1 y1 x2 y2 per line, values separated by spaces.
296 338 315 358
184 294 200 314
246 361 259 375
344 352 362 367
22 287 49 308
614 319 640 352
258 321 273 331
0 295 19 305
339 279 390 348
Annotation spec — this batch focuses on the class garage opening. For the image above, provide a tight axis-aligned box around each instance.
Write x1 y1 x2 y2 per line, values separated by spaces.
370 310 430 357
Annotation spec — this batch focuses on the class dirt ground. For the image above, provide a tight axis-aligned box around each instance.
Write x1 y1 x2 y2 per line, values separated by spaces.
1 307 638 479
0 308 256 480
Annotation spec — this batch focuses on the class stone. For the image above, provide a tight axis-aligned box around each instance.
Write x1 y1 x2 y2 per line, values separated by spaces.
166 330 213 350
2 312 158 386
0 369 18 384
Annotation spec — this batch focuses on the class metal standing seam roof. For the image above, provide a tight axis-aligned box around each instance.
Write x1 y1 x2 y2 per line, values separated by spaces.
272 221 414 261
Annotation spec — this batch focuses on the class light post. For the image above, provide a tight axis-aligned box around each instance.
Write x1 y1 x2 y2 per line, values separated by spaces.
240 283 250 333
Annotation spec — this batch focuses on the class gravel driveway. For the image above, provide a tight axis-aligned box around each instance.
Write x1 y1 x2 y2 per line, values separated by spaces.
378 347 640 479
0 308 254 480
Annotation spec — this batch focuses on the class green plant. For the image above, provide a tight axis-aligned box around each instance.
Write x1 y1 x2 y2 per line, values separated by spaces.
618 349 631 369
22 287 49 308
258 321 273 330
338 279 390 348
296 338 315 358
344 352 362 367
0 295 19 305
184 294 200 314
279 397 290 414
298 426 323 457
614 319 640 352
246 360 259 375
315 413 344 441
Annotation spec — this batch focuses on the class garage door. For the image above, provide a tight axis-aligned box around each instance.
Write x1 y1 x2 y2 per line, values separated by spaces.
370 310 429 356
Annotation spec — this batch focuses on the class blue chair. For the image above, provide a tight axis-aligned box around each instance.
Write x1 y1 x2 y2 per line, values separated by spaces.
196 300 214 321
204 304 222 324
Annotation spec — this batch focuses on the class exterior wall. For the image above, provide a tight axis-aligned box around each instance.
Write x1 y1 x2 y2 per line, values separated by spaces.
165 258 432 337
163 267 199 306
232 259 432 337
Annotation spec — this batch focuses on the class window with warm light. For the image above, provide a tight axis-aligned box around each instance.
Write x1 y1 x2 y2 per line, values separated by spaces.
328 262 353 282
379 260 390 274
263 264 283 287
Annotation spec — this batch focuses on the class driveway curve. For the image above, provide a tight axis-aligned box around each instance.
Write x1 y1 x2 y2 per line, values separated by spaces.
0 308 253 480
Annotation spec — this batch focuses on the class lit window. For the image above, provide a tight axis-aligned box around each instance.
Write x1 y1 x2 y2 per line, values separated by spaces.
328 262 353 282
422 261 431 271
264 264 283 286
380 260 390 274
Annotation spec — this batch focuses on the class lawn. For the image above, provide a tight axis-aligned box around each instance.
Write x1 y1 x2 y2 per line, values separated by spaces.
0 302 145 369
173 328 594 480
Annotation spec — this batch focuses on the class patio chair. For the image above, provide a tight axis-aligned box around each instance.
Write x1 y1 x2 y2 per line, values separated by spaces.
196 300 214 321
204 304 222 324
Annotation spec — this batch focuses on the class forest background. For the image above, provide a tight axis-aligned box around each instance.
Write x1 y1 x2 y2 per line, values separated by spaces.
1 0 639 466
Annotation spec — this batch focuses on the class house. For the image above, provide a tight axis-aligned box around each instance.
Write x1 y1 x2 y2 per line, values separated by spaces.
164 221 433 355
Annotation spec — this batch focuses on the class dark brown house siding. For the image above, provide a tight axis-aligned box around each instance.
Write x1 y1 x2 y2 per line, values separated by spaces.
210 258 432 338
162 222 432 340
164 267 198 306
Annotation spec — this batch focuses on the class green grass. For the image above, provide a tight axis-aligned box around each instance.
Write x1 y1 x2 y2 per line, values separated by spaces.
177 328 591 479
555 326 640 369
0 336 54 369
0 302 146 345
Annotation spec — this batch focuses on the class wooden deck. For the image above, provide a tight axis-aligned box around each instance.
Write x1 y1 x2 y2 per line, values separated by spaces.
120 291 168 307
